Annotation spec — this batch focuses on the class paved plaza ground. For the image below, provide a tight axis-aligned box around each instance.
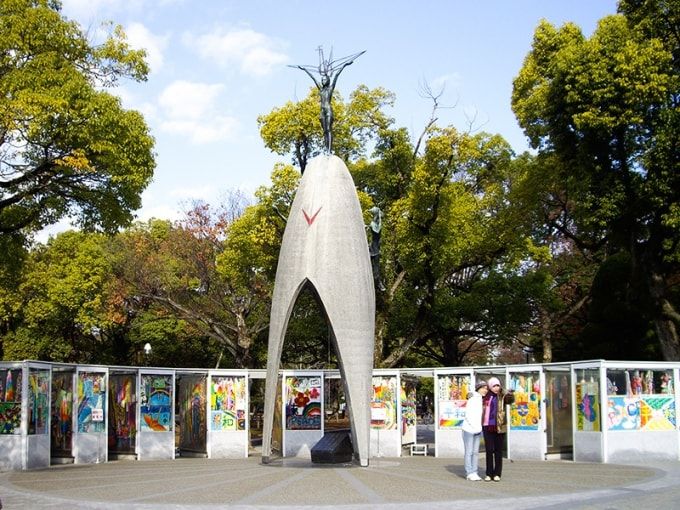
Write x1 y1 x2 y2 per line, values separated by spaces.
2 454 680 510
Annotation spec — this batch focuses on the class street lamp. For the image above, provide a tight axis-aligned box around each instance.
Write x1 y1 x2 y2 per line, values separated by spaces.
522 346 534 364
143 343 152 366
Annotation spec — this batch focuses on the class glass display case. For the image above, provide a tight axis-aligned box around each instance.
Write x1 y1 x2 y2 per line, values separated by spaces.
77 371 106 433
0 367 22 435
509 371 541 430
606 368 675 431
575 368 600 432
437 374 470 429
51 370 74 458
371 375 398 430
108 373 137 455
140 373 173 432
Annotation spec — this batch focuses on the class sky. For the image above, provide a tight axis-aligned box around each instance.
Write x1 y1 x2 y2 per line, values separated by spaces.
41 0 619 240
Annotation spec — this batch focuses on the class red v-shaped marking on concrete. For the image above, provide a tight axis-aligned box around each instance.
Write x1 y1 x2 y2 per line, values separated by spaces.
302 207 322 226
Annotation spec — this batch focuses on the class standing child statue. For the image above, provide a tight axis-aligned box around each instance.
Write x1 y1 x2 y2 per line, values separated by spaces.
368 206 386 291
290 48 366 154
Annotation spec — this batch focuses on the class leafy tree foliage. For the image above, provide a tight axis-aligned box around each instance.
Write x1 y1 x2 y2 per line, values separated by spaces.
4 5 678 368
126 312 219 368
0 0 155 243
280 283 334 368
1 230 112 361
109 194 267 368
0 232 26 341
258 86 394 172
512 5 680 359
107 170 304 369
357 127 548 366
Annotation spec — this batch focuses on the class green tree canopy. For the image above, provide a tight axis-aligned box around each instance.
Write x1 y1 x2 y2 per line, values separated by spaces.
1 230 112 361
257 85 394 172
512 6 680 359
257 83 552 367
0 0 155 242
109 180 291 368
367 128 547 366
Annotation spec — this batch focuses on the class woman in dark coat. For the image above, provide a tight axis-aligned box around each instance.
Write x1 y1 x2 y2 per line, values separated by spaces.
481 376 514 481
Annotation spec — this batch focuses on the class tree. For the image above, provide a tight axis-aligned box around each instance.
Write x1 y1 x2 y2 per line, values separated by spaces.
0 231 26 348
125 311 220 368
1 230 113 361
110 210 244 367
257 82 552 368
110 176 297 368
370 128 546 367
618 1 680 68
257 85 394 172
512 9 680 359
0 0 155 242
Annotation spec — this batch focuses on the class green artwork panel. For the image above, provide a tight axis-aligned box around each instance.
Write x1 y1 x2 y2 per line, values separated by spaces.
28 369 50 435
140 374 173 432
77 372 106 433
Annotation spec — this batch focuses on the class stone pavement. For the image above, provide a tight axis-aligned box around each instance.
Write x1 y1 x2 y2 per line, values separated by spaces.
1 454 679 509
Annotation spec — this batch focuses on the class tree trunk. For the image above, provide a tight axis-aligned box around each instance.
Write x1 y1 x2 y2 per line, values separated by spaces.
647 270 680 360
381 333 421 368
442 337 458 366
374 313 386 367
375 270 405 367
540 310 553 362
654 316 680 360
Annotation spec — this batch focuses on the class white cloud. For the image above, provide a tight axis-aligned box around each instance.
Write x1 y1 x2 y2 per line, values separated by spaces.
240 46 288 76
184 28 288 76
432 73 462 91
135 203 182 222
169 186 213 200
157 80 239 143
125 23 168 73
161 117 237 144
158 81 223 119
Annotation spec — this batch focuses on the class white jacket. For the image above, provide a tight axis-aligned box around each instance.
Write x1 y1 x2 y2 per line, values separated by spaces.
462 391 483 434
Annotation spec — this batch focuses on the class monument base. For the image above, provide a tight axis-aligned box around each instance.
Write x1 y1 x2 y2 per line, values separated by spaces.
311 430 353 464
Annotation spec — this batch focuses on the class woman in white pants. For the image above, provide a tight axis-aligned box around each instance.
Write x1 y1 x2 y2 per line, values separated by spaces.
462 380 488 481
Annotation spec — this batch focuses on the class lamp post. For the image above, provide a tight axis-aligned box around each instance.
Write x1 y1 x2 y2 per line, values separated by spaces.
143 343 152 366
522 346 534 364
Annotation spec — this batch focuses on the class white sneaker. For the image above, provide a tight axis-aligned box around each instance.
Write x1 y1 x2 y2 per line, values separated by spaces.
466 473 482 481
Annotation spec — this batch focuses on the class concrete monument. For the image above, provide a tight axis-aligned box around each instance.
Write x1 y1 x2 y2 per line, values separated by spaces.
262 50 374 466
